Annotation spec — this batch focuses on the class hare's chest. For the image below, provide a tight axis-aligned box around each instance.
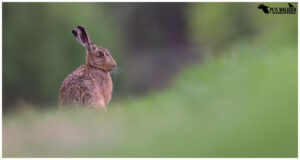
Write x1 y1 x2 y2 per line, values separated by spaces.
93 75 113 106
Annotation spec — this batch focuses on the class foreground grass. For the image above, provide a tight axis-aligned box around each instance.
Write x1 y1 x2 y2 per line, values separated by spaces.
3 29 297 157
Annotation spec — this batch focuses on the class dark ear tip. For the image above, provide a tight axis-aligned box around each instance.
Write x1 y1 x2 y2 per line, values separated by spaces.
77 25 85 30
72 29 77 36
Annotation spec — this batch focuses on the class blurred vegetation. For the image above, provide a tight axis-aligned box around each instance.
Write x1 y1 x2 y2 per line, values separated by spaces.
187 3 297 50
3 2 297 157
3 2 297 111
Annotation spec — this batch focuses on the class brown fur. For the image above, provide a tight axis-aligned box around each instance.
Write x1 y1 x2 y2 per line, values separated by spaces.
59 26 116 108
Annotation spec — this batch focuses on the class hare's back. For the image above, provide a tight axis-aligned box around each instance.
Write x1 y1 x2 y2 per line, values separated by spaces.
59 65 98 105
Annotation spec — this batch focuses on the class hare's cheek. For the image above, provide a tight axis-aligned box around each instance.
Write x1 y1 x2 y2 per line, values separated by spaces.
95 58 103 65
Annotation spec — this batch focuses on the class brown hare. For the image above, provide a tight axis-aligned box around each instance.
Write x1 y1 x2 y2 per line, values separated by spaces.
59 26 117 109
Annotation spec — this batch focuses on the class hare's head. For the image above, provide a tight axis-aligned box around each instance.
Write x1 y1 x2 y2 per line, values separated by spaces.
72 26 117 72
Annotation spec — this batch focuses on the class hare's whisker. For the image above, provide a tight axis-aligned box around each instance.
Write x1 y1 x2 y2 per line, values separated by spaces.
111 66 121 81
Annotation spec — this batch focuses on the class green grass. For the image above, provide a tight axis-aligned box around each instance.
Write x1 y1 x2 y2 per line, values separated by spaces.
3 29 297 157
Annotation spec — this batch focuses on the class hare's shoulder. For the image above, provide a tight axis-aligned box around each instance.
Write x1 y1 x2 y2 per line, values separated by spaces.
63 65 102 89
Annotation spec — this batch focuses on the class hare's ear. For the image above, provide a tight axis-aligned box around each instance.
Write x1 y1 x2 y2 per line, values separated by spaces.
72 26 92 49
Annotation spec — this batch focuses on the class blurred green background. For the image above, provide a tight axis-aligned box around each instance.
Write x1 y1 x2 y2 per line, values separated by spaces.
2 2 298 157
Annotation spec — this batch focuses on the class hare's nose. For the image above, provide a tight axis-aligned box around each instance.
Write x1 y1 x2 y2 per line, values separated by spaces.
112 64 116 68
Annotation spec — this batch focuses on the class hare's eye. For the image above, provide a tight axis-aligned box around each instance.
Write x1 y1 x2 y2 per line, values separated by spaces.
97 51 105 57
